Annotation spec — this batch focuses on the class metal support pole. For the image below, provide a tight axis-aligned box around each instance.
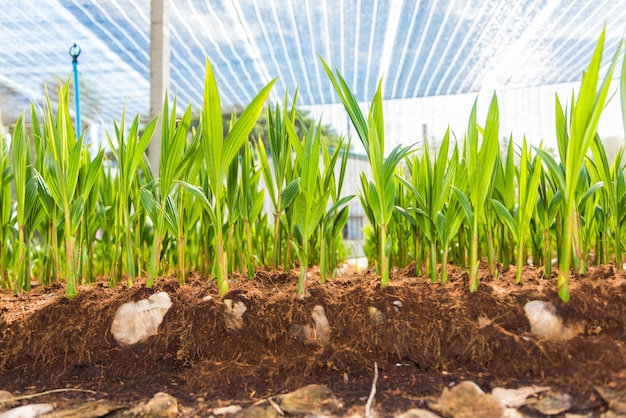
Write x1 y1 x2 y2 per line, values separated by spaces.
147 0 170 176
69 43 82 138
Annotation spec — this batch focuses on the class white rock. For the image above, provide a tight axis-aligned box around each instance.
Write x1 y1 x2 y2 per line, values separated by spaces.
368 306 385 325
224 299 247 330
0 391 15 412
395 408 442 417
524 301 578 340
212 405 243 415
128 392 178 418
311 305 330 344
291 305 331 345
432 381 505 418
525 390 573 415
111 292 172 346
503 408 528 418
278 384 338 415
595 386 626 415
0 403 54 418
491 386 551 408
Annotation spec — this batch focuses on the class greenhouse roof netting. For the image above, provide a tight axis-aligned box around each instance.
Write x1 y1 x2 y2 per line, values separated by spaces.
0 0 625 126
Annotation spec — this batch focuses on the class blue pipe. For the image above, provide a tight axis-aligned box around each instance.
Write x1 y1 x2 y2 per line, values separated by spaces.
69 43 81 138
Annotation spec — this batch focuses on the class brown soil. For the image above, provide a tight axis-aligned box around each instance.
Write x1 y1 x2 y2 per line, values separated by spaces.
0 264 625 416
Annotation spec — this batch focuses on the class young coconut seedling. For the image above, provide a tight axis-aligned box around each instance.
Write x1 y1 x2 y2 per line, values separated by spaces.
76 141 105 285
452 95 500 293
322 57 414 287
490 137 514 270
491 137 543 284
319 137 353 283
257 93 300 270
178 59 275 296
171 122 202 284
587 135 624 268
398 128 457 283
29 103 59 286
286 118 328 297
38 83 103 298
11 114 31 292
536 29 622 302
530 144 562 278
0 129 11 287
238 139 266 279
7 114 51 292
106 112 158 285
437 155 465 284
143 95 193 286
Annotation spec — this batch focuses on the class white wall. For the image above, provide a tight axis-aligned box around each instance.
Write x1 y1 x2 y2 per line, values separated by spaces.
304 81 625 154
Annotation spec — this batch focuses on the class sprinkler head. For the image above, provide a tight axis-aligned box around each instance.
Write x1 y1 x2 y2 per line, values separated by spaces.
69 43 81 62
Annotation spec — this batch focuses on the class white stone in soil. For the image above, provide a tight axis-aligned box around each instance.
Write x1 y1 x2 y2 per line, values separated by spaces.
491 385 551 408
278 384 338 415
368 306 385 325
524 390 573 415
395 408 442 418
432 381 505 418
212 405 242 415
224 299 247 330
0 403 54 418
595 386 626 415
502 408 527 418
524 300 578 340
111 292 172 346
291 305 330 345
127 392 179 418
311 305 330 344
0 391 15 412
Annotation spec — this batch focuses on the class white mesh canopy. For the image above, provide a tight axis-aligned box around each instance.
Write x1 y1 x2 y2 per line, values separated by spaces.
0 0 624 126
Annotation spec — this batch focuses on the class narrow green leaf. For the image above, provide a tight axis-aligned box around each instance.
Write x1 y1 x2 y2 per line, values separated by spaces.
451 186 474 222
163 196 178 237
69 197 84 235
176 180 213 213
332 205 350 236
320 56 369 150
578 181 604 208
491 198 519 240
250 189 265 220
281 179 300 211
139 187 159 224
327 195 355 215
536 148 567 201
220 79 277 179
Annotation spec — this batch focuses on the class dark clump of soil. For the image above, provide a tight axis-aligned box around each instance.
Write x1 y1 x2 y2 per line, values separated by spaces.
0 265 625 416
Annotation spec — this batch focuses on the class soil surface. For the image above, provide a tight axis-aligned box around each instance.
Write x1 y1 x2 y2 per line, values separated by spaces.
0 264 625 416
